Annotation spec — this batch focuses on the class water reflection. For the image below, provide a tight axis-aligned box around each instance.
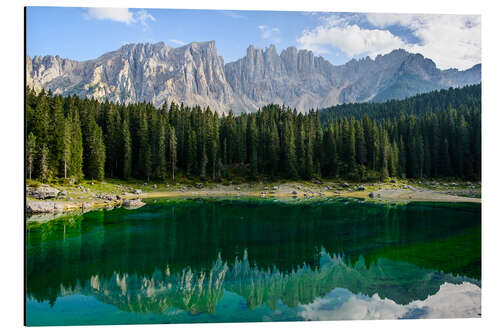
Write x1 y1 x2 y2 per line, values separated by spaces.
27 250 479 319
26 198 481 324
299 282 480 320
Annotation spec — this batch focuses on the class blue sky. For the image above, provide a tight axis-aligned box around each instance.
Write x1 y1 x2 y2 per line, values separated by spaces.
26 7 481 70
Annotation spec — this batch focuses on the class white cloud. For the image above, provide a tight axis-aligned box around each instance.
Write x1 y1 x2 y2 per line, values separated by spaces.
169 39 186 46
85 8 156 30
298 282 481 321
366 14 481 70
86 8 135 24
136 9 155 29
258 25 281 44
298 23 407 59
297 13 481 70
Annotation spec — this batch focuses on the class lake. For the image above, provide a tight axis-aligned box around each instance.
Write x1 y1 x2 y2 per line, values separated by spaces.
25 197 481 326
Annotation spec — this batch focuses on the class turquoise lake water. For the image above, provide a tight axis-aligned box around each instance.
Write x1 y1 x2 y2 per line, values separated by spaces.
25 197 481 325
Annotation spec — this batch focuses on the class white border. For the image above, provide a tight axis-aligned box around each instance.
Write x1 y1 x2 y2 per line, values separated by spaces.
1 1 499 332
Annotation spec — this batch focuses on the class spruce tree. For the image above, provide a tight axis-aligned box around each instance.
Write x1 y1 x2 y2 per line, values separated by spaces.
247 115 258 179
85 119 106 180
62 119 72 179
39 144 50 182
122 118 132 180
169 127 177 181
26 132 37 180
69 110 83 181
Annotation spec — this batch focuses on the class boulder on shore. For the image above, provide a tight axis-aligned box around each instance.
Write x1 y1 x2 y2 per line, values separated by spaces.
26 201 55 213
122 199 146 209
27 185 60 199
96 193 117 201
133 189 143 194
82 202 92 210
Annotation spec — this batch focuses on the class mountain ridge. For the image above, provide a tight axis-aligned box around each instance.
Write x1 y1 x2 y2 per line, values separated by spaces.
26 41 481 113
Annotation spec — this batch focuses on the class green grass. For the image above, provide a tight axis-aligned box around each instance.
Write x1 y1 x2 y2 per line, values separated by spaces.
26 176 481 201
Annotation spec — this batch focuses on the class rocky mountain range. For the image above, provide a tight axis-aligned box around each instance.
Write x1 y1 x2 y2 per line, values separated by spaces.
26 41 481 113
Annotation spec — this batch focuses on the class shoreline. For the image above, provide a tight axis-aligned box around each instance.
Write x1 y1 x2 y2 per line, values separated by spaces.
26 180 481 221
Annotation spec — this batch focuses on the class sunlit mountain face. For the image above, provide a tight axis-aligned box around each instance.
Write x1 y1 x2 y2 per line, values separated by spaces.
26 198 481 325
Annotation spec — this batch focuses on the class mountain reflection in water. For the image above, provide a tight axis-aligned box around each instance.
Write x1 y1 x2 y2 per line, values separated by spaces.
26 198 481 325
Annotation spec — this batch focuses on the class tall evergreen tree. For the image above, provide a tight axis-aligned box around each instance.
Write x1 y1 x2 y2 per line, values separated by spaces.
122 118 132 180
69 110 83 180
169 126 177 181
62 119 72 179
26 132 37 180
85 119 106 180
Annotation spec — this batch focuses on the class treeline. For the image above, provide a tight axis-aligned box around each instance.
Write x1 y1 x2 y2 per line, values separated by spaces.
320 84 481 122
25 85 481 182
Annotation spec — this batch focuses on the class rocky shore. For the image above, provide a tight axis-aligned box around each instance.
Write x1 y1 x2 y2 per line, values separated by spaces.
26 180 481 219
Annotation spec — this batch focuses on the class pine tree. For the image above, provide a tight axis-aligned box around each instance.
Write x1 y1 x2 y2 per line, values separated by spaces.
187 129 197 176
62 119 72 179
122 118 132 180
323 124 338 178
379 130 390 180
283 117 298 179
52 97 65 176
340 120 356 178
169 126 177 181
441 138 451 176
296 121 306 177
39 144 50 182
208 116 219 180
156 118 167 180
85 119 106 180
247 115 258 179
305 125 314 179
69 110 83 181
269 120 280 178
26 132 37 180
138 111 152 180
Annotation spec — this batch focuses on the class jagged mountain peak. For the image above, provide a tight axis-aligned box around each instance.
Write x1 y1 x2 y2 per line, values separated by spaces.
26 41 481 113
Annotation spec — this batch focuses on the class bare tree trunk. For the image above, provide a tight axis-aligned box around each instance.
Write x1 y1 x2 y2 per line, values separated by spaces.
64 160 67 179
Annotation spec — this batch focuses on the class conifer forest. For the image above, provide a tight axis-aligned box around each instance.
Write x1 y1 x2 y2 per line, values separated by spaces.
25 84 481 182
